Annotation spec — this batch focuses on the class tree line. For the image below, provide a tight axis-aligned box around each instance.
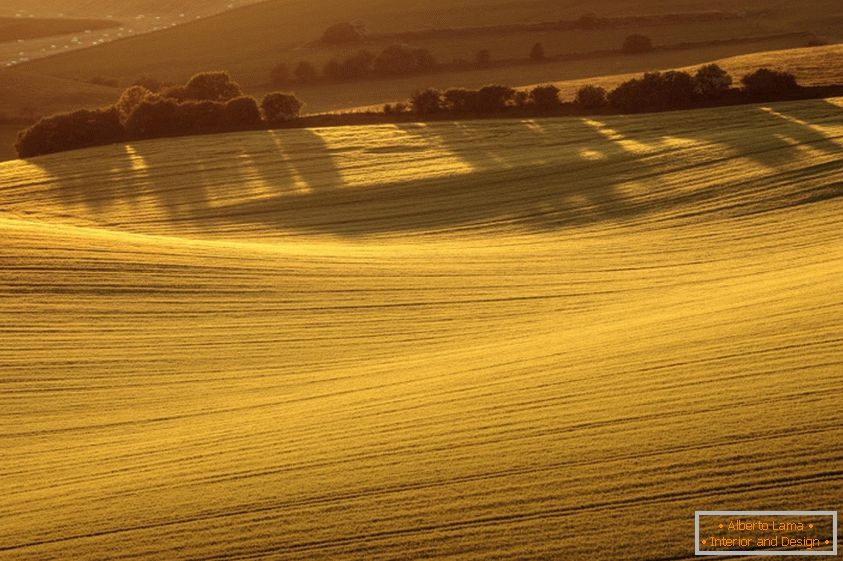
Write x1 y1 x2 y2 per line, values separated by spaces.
398 66 804 116
16 72 304 159
14 65 819 159
272 28 664 87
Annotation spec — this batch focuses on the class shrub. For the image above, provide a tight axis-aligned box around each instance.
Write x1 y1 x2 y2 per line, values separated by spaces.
443 88 480 113
270 63 290 85
15 107 123 158
115 85 153 124
410 88 443 114
321 21 367 44
294 61 319 83
622 34 653 54
513 90 529 109
261 92 304 124
475 49 492 67
183 71 243 102
529 85 562 111
225 96 262 129
693 64 732 98
575 85 608 109
530 42 545 61
125 97 179 139
476 85 515 113
741 68 799 98
373 45 436 76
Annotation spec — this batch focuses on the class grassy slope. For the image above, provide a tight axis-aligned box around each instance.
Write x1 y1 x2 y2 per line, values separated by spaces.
0 98 841 560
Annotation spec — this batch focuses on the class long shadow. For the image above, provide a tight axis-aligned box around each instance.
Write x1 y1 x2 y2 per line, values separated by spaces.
20 98 843 237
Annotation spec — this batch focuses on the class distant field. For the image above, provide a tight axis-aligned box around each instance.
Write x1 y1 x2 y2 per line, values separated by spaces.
0 0 262 18
287 39 828 114
0 16 117 42
1 97 841 560
543 44 843 103
15 0 843 87
0 67 115 116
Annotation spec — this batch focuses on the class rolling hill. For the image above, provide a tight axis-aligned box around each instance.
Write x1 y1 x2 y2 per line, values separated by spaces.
1 97 841 560
15 0 843 88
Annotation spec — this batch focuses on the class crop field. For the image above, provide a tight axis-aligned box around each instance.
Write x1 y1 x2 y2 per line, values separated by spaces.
1 97 841 560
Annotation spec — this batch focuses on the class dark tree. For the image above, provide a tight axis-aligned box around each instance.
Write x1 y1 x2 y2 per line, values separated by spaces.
115 85 152 124
173 101 227 134
476 85 515 112
475 49 492 67
325 50 376 81
575 84 608 109
443 88 480 113
15 107 123 158
271 63 290 86
373 45 436 76
161 85 189 102
294 61 319 83
125 98 179 138
530 42 546 61
741 68 799 98
513 90 529 109
183 71 243 102
225 96 263 129
321 21 368 44
608 71 695 112
410 88 444 114
622 34 653 54
529 85 562 111
693 64 733 98
261 92 304 124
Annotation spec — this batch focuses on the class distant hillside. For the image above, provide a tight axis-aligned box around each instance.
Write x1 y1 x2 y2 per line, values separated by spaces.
0 0 262 18
0 16 117 42
15 0 843 89
0 67 115 117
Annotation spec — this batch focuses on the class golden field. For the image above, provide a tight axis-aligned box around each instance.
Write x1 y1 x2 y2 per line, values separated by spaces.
1 97 841 560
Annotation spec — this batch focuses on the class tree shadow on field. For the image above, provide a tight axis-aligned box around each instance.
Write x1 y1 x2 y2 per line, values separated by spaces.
20 98 843 236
